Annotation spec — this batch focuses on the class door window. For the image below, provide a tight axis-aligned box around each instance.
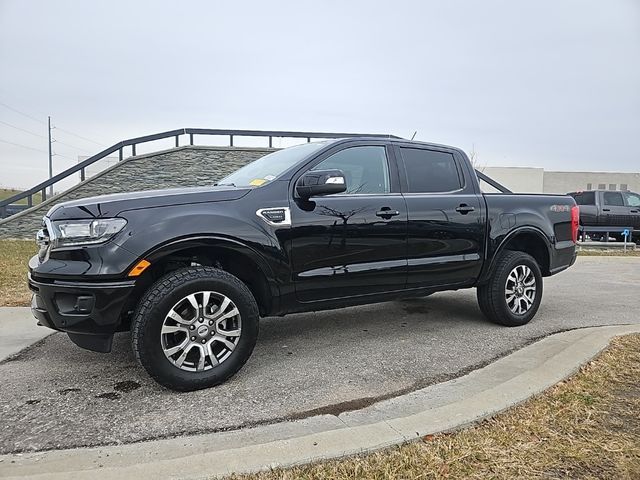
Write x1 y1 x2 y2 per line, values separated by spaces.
573 191 595 205
603 192 624 206
312 146 390 194
624 192 640 207
400 148 461 193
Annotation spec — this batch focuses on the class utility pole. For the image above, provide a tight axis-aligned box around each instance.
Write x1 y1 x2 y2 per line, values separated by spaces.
47 116 53 197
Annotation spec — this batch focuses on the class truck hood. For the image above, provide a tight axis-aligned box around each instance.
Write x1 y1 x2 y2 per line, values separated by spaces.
47 185 251 220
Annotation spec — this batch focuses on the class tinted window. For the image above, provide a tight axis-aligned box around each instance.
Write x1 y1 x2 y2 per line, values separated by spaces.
400 148 461 193
603 192 624 206
313 146 390 194
573 192 595 205
624 192 640 207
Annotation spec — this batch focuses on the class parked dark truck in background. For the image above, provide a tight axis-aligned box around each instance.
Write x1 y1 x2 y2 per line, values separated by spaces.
29 137 579 391
568 190 640 242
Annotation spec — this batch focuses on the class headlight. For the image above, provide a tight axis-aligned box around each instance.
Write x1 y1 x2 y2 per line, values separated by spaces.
51 218 127 248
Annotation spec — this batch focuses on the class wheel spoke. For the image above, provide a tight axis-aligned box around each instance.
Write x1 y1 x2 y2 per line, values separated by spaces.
175 343 194 367
161 324 188 334
218 327 241 337
164 338 189 357
207 297 231 320
201 291 211 313
167 308 193 325
211 335 235 351
186 294 199 311
215 307 240 326
206 342 219 366
196 345 206 371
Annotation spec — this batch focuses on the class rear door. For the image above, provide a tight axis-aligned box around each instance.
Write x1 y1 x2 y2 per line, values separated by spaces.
395 144 486 289
600 191 629 226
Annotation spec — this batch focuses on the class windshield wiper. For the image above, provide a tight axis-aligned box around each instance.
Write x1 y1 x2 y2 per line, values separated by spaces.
214 182 236 187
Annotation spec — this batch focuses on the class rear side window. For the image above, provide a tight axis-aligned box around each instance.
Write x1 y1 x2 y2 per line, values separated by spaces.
400 148 461 193
603 192 624 206
572 192 595 205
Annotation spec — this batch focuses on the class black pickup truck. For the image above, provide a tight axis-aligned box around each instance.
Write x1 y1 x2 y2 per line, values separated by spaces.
29 137 578 391
568 190 640 242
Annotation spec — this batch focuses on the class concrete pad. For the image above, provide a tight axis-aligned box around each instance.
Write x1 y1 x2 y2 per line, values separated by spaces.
0 307 55 361
2 323 638 480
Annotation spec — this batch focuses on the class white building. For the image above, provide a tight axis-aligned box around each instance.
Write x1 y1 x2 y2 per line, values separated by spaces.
480 167 640 194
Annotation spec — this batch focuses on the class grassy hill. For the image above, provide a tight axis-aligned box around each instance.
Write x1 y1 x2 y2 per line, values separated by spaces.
0 188 42 205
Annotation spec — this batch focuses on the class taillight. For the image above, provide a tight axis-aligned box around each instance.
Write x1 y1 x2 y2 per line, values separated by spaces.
571 205 580 243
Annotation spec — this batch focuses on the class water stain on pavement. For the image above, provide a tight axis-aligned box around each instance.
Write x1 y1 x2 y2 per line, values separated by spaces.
58 388 81 395
114 381 141 393
95 392 120 400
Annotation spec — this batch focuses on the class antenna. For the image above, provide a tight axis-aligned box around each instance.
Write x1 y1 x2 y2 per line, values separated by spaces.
410 131 417 140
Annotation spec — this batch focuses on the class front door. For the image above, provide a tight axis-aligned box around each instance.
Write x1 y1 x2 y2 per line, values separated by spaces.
622 191 640 231
289 144 408 302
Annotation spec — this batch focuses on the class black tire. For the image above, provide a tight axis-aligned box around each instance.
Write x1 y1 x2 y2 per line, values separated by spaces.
131 266 259 391
477 250 543 327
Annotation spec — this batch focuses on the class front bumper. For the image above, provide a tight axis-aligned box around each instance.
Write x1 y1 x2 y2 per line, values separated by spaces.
28 272 136 352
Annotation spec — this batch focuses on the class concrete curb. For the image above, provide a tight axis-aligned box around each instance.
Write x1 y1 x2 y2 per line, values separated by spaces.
1 324 639 479
0 307 54 362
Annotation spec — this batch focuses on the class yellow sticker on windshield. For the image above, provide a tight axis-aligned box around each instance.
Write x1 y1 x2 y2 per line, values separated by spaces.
249 178 266 186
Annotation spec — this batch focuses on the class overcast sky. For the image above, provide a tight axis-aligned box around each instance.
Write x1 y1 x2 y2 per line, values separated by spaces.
1 0 639 189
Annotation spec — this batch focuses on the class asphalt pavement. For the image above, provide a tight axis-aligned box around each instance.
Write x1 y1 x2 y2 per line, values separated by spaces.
0 256 638 454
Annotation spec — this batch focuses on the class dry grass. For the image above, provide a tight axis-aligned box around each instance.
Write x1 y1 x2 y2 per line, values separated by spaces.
0 240 36 306
0 188 42 205
229 335 640 480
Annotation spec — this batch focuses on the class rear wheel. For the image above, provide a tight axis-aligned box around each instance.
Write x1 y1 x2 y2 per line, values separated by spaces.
477 250 542 327
131 267 259 391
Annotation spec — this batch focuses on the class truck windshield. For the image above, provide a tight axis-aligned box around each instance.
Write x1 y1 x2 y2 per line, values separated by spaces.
218 141 330 187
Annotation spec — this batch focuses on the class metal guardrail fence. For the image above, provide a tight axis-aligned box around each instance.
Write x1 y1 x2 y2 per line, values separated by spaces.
0 128 401 218
578 225 634 243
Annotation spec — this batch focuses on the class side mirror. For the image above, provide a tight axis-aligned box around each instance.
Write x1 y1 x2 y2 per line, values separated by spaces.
296 169 347 199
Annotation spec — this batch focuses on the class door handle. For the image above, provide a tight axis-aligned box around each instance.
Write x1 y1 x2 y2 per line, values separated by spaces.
455 204 475 215
376 207 400 219
631 210 639 213
602 208 610 212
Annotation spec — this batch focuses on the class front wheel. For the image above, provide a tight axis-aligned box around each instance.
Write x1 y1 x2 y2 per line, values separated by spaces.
477 250 543 327
131 267 259 391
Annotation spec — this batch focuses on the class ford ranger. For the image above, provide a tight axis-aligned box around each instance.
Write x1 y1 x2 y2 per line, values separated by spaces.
29 137 578 391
